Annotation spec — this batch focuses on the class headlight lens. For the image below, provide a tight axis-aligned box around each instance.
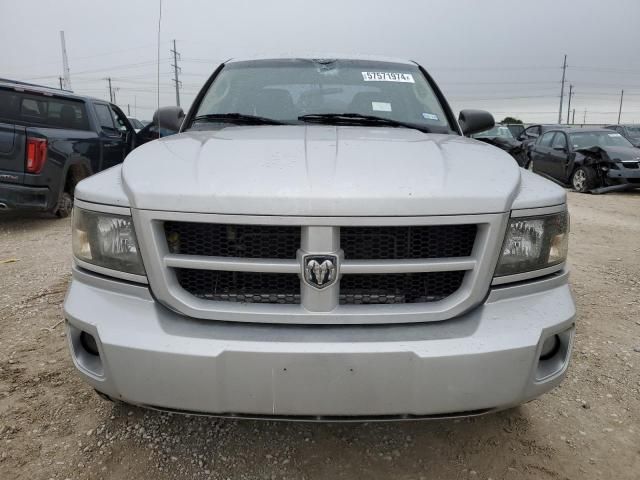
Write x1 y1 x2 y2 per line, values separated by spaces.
495 211 569 277
72 208 145 276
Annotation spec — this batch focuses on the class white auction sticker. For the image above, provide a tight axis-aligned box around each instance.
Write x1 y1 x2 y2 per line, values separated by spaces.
362 72 415 83
372 102 392 112
608 133 622 137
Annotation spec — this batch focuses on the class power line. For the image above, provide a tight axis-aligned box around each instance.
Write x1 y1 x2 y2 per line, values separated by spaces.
449 94 559 101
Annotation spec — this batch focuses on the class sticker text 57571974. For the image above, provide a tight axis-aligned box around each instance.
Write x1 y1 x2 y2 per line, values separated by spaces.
362 72 415 83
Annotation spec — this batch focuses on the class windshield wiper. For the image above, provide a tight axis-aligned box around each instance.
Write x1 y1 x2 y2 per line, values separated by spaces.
193 113 286 125
298 113 431 133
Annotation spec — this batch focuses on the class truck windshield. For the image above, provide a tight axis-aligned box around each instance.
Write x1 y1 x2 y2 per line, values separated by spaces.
191 59 453 133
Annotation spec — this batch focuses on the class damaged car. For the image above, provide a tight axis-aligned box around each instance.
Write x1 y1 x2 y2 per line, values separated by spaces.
530 128 640 193
471 124 528 167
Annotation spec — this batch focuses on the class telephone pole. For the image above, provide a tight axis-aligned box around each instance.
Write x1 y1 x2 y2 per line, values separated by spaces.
583 109 587 125
106 77 113 102
127 104 131 115
59 77 64 90
572 109 576 124
566 85 573 124
59 31 72 90
617 89 624 124
558 54 567 124
170 39 181 107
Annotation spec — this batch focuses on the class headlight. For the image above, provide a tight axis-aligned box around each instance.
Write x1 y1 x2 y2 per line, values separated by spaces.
495 211 569 277
72 208 145 276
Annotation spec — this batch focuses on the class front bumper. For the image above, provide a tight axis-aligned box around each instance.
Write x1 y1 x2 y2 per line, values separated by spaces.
0 181 50 211
607 167 640 186
63 267 576 419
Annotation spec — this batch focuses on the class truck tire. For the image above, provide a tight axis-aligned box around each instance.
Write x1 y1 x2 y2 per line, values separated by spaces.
571 166 597 193
54 167 86 218
55 191 73 218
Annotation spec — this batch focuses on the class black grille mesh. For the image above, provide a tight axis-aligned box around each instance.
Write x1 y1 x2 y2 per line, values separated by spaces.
339 271 465 305
164 222 300 259
175 269 301 304
340 225 476 260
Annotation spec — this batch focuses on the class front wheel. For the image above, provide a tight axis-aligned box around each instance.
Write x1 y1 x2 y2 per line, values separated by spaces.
571 166 597 193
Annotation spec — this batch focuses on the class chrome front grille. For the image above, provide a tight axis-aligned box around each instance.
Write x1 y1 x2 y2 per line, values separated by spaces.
166 223 475 306
135 212 508 325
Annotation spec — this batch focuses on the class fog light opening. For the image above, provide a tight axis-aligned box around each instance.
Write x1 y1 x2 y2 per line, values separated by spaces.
539 334 560 361
80 331 100 356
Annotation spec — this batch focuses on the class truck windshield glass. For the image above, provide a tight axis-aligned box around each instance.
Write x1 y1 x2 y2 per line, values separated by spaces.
192 59 453 133
570 131 634 149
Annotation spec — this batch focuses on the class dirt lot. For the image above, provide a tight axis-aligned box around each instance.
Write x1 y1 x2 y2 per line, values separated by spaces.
0 191 639 480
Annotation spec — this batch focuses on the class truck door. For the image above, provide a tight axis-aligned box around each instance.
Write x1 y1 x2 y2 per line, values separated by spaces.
109 104 137 155
93 103 128 170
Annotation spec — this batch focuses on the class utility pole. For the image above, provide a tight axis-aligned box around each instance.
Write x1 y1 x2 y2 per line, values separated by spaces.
572 109 576 124
59 31 72 90
112 87 119 105
617 90 624 124
170 39 181 107
106 78 113 102
59 77 64 90
558 54 567 124
583 109 587 125
134 96 137 117
127 104 131 115
566 85 573 124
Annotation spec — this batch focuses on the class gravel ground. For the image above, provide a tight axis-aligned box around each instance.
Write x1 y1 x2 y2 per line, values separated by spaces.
0 191 639 480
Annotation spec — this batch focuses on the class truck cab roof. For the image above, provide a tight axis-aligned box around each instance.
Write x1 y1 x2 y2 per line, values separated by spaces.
0 78 100 103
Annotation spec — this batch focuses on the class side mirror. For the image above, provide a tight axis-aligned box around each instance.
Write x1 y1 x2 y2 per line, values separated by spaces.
458 109 495 136
152 106 185 133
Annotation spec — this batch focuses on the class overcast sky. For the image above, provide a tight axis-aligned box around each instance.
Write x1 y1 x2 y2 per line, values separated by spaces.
2 0 639 124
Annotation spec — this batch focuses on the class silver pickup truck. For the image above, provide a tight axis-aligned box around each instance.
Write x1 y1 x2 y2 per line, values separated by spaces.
64 56 575 420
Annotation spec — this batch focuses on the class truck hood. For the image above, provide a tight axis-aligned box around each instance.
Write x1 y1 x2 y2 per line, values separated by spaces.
121 125 522 216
